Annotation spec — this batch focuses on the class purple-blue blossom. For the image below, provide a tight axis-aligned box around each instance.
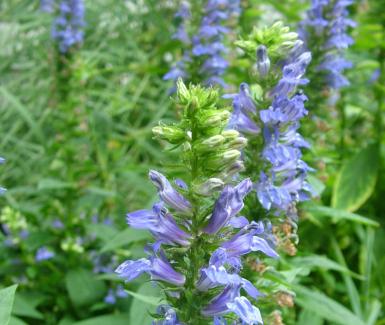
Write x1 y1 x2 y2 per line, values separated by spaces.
163 2 192 87
116 174 276 323
35 246 55 262
164 0 241 89
192 0 241 87
52 0 85 53
299 0 356 88
228 42 312 218
149 170 192 214
40 0 54 13
116 254 186 286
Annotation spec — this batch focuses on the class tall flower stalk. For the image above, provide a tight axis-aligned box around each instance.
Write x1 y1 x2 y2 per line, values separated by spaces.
51 0 85 53
225 23 312 319
164 0 241 89
230 22 312 239
299 0 356 90
298 0 356 163
115 80 277 324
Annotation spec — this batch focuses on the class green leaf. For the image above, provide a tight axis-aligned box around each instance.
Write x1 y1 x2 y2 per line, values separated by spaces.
12 293 43 320
332 144 380 212
304 204 379 227
0 285 17 325
65 269 106 308
307 174 326 197
37 178 76 191
9 317 28 325
291 255 363 279
71 314 130 325
101 227 149 253
294 285 366 325
86 224 118 243
297 309 323 325
128 282 162 325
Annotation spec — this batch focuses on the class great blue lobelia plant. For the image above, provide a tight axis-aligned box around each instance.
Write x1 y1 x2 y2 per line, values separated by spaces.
115 80 278 324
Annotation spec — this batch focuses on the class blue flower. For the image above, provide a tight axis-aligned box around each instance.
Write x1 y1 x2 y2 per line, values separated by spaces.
164 0 241 89
228 42 312 218
35 247 55 262
116 254 186 286
204 179 252 234
221 221 279 259
149 170 192 214
51 0 85 53
192 0 241 87
300 0 355 89
255 45 270 77
40 0 54 13
202 285 263 324
126 202 191 246
104 289 117 305
153 305 183 325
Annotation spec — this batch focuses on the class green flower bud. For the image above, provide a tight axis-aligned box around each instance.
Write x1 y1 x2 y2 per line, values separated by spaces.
176 78 190 104
226 137 248 150
197 109 230 129
195 135 225 153
223 149 241 161
193 178 224 196
218 161 245 180
221 130 240 140
153 124 185 144
207 150 241 170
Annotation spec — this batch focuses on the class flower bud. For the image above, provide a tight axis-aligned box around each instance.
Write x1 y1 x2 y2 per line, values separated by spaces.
193 178 224 196
219 161 245 180
198 110 230 128
152 125 185 144
195 135 225 152
221 130 240 140
208 150 241 170
226 137 248 150
223 149 241 162
176 78 190 104
254 45 270 77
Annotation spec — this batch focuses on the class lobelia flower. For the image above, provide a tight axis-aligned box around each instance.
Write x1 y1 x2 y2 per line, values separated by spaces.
299 0 356 89
164 0 241 90
51 0 85 53
192 0 241 87
230 27 313 218
163 2 192 87
35 246 55 262
115 80 276 324
40 0 55 13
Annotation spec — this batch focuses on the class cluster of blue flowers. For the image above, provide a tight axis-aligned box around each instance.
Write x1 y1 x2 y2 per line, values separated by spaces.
115 81 278 324
192 0 241 87
164 0 241 88
229 39 313 223
299 0 356 88
257 47 313 217
163 2 192 88
104 284 128 305
40 0 54 13
51 0 85 53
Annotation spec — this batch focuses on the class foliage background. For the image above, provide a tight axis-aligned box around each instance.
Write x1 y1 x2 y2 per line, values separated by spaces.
0 0 384 324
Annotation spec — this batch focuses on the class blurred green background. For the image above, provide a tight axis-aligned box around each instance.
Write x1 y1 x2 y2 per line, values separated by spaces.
0 0 384 324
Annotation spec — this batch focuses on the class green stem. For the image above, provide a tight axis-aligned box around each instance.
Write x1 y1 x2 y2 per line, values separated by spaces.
338 93 346 161
374 47 385 145
182 102 205 325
